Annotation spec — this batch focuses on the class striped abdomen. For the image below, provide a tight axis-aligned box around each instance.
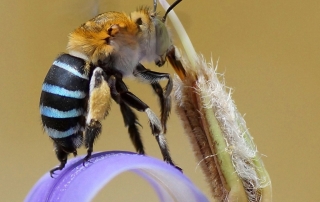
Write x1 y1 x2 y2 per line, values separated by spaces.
40 54 90 149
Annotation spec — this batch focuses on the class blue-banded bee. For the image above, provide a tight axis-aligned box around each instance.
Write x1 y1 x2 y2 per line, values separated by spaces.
40 0 186 176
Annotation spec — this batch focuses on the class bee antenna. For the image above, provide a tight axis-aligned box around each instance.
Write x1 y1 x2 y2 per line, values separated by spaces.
162 0 182 22
153 0 157 13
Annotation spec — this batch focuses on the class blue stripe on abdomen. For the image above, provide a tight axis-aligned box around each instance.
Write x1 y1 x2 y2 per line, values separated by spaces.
43 124 81 138
40 54 89 139
40 105 84 118
42 83 86 99
53 60 89 80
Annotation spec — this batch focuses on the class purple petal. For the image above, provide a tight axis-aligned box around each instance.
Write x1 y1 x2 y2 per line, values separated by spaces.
25 151 208 202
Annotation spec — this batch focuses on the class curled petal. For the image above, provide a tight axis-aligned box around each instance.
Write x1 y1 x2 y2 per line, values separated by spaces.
25 151 208 202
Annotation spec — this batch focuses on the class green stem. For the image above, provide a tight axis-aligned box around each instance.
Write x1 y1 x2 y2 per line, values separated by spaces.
201 96 248 201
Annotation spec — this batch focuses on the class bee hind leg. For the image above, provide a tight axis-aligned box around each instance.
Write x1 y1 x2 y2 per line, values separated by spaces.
84 67 111 165
50 133 83 177
50 145 68 178
83 120 102 165
133 63 172 133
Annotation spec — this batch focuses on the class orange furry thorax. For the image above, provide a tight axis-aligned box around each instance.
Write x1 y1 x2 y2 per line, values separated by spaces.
67 11 140 64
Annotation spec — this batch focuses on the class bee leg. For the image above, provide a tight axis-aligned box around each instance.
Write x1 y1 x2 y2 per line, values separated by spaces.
119 102 145 154
155 133 182 172
133 63 172 133
83 67 111 164
83 120 102 165
108 76 145 154
150 82 171 134
113 77 181 171
50 144 68 177
50 133 83 177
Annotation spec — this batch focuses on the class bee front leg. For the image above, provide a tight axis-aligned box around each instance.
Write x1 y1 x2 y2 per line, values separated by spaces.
84 67 111 164
133 63 172 133
150 82 171 134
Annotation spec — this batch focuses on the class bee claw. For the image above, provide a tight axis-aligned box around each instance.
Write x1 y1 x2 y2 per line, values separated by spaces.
83 155 93 167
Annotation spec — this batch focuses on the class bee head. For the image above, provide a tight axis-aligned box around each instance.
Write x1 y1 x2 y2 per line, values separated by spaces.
131 0 182 67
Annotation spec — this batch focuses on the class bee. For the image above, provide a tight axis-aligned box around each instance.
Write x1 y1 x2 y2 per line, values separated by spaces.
40 0 186 176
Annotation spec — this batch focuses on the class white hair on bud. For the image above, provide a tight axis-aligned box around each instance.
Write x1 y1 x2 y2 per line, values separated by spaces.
177 55 271 201
161 0 271 199
172 74 184 107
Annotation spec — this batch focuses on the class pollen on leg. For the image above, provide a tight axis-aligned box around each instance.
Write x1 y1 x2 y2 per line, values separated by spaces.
87 68 112 124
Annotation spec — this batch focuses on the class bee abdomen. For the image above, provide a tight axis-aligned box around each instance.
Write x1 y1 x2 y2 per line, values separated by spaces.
40 54 90 140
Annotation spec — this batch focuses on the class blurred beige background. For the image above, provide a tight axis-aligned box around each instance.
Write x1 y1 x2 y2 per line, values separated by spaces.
1 0 319 201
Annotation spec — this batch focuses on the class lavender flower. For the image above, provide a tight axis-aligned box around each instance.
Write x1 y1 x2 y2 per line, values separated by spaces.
25 151 208 202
